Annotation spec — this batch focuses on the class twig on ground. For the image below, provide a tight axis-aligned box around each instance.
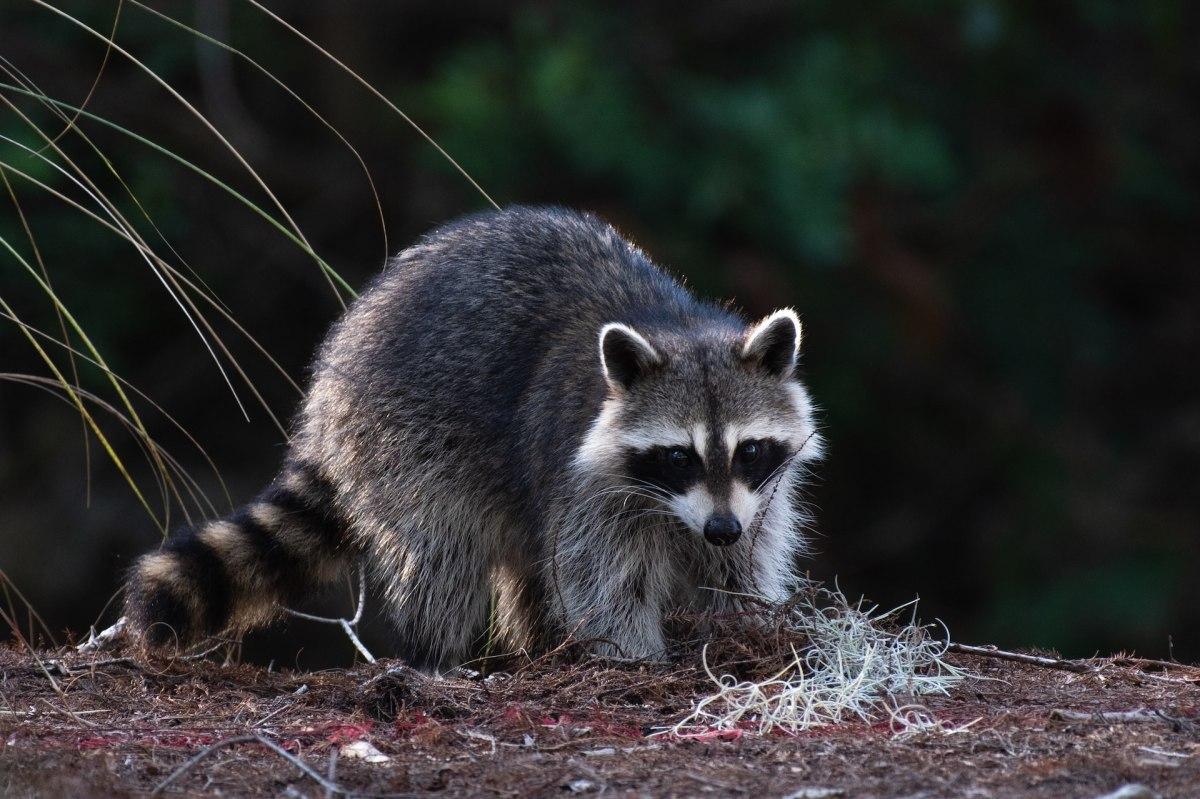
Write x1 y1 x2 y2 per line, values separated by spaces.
952 644 1200 679
1052 708 1163 723
948 643 1096 674
458 728 498 755
47 636 234 678
325 746 340 799
152 733 396 797
283 562 375 663
0 604 101 728
1051 707 1197 730
151 734 255 795
76 616 127 653
1110 655 1200 675
253 701 293 728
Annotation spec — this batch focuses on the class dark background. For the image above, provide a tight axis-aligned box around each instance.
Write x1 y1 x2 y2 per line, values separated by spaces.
1 1 1197 665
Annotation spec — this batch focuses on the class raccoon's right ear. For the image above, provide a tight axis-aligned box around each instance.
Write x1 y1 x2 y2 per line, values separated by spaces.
599 323 662 391
742 308 802 378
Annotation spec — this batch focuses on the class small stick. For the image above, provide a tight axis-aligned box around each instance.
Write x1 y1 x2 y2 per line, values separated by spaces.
947 643 1095 674
1109 655 1200 674
152 734 386 797
325 746 340 799
76 616 127 653
252 701 293 728
251 735 357 796
151 735 255 795
1051 708 1195 728
0 605 99 728
282 561 375 663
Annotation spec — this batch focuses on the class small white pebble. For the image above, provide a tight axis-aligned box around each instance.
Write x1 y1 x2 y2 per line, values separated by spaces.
339 740 391 764
1093 786 1161 799
583 747 616 757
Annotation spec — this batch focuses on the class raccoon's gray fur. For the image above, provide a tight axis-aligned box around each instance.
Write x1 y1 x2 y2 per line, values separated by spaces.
126 207 823 669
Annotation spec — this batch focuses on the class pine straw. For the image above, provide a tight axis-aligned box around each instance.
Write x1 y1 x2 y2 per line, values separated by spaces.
2 602 1199 797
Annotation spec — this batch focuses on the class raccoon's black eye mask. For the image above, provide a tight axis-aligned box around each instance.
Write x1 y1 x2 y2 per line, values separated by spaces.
624 445 703 495
732 438 790 491
622 437 790 495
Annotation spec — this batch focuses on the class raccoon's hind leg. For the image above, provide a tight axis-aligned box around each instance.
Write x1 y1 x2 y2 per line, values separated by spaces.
125 460 352 649
373 516 499 672
492 550 554 657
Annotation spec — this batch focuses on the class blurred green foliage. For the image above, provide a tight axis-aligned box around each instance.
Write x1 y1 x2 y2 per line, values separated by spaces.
0 1 1196 660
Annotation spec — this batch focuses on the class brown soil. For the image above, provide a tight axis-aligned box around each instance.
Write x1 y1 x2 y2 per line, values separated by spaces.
1 642 1198 798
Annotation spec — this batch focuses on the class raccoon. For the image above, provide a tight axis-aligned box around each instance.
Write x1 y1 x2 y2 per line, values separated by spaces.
125 206 823 669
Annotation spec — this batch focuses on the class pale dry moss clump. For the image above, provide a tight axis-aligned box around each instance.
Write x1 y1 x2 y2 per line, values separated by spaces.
666 584 973 737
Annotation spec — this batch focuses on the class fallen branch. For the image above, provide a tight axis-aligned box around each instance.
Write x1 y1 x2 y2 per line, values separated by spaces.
948 643 1096 674
152 733 408 797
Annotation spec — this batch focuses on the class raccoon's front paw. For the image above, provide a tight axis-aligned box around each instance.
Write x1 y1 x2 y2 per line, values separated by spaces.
591 631 669 664
589 649 673 666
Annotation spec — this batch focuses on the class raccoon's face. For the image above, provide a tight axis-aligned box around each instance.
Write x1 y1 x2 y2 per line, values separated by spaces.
575 309 822 546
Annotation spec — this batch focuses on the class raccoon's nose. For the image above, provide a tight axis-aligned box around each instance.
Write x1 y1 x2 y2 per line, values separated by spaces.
703 514 742 546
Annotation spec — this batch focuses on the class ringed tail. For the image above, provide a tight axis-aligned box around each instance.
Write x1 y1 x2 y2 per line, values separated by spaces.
125 459 349 648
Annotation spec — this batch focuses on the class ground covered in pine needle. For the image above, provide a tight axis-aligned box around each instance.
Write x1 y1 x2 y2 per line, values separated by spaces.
1 637 1198 798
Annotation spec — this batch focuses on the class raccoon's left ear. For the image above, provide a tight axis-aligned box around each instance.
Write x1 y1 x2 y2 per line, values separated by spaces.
741 308 802 378
599 323 662 392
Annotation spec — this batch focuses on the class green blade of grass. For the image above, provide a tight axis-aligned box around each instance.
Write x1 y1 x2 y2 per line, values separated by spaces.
0 81 355 298
0 102 253 426
128 0 389 263
0 289 163 535
1 371 217 529
0 151 298 439
27 0 348 307
1 308 232 517
0 154 92 506
244 0 500 212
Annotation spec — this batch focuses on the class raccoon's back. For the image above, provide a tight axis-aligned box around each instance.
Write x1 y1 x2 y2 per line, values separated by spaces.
300 207 721 501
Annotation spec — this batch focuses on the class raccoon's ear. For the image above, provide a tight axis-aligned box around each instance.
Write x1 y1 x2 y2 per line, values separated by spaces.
741 308 802 378
599 323 662 391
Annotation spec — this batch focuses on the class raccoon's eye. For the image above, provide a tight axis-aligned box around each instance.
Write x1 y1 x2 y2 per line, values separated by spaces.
735 441 761 464
667 448 691 470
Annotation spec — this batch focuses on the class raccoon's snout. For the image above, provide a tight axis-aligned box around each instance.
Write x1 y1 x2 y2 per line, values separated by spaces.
703 513 742 546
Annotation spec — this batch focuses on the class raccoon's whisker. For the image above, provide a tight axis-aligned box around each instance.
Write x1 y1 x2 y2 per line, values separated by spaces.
609 506 678 520
577 486 672 507
616 510 683 527
578 476 667 494
580 486 668 503
591 472 677 496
